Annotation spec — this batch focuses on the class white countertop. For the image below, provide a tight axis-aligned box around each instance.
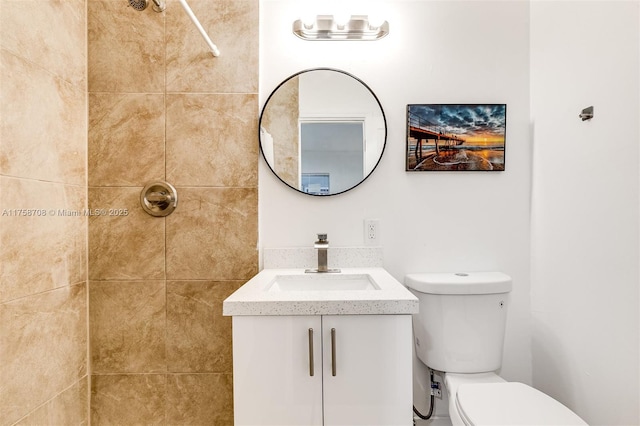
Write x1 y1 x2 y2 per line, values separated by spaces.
223 267 419 316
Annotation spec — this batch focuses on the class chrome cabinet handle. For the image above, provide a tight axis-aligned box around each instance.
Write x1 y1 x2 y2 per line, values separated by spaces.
308 328 314 376
331 328 337 376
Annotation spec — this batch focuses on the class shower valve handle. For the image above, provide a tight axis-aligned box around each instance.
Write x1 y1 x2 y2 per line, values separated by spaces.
146 191 172 203
140 181 178 217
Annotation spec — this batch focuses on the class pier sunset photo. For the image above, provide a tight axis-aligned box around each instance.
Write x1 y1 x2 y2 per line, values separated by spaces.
406 104 507 171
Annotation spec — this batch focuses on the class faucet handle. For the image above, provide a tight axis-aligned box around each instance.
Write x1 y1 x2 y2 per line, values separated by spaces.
314 233 329 249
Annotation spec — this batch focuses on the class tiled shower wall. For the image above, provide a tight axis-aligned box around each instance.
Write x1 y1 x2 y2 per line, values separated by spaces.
261 75 298 187
0 0 89 424
87 0 258 423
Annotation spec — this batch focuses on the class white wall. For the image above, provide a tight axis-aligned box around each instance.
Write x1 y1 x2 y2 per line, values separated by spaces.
299 71 386 177
260 0 533 412
530 1 640 425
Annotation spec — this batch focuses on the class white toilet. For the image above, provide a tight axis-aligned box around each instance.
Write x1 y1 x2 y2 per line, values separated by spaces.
405 272 588 426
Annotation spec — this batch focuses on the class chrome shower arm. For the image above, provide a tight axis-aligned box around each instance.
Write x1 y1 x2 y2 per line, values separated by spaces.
178 0 220 57
151 0 165 12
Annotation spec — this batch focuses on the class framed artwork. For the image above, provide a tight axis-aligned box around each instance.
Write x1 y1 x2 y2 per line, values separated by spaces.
406 104 506 171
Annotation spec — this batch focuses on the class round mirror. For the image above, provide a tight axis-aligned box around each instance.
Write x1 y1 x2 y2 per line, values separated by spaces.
259 68 387 196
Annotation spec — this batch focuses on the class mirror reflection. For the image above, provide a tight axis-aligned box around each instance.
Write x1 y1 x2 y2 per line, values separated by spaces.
259 68 387 196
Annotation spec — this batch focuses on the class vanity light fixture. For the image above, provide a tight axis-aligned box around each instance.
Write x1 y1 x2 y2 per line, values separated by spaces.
293 15 389 41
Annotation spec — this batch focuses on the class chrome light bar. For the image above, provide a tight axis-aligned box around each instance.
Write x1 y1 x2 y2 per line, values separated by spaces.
293 15 389 41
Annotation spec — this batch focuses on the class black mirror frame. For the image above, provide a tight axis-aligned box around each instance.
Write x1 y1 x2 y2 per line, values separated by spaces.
259 67 388 197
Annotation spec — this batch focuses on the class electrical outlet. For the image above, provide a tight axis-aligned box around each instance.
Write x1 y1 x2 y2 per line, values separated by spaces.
364 219 380 246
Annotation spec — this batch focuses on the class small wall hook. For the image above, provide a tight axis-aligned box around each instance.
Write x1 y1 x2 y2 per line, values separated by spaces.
579 106 594 121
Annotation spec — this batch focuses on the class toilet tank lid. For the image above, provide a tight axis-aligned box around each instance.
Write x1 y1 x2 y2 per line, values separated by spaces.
404 272 512 295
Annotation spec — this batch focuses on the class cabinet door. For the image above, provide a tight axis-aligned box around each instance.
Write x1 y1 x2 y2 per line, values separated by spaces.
322 315 413 426
233 315 323 426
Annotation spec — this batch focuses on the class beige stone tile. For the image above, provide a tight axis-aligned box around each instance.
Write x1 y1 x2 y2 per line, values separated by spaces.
0 0 86 87
88 0 164 93
90 281 166 374
88 187 165 280
0 177 87 303
91 374 166 425
166 187 258 280
16 376 89 426
166 93 258 187
261 75 300 188
166 373 233 425
166 280 243 373
166 0 258 93
0 50 86 185
0 283 87 425
89 93 165 186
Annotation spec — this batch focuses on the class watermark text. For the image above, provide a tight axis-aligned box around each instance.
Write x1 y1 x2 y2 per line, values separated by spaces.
2 208 129 217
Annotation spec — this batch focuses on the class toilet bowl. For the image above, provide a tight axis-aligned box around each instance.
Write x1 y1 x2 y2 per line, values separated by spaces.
405 272 588 426
444 372 586 426
444 372 505 426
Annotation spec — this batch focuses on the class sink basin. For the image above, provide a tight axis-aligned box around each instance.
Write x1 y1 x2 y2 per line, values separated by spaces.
267 273 380 292
223 267 419 316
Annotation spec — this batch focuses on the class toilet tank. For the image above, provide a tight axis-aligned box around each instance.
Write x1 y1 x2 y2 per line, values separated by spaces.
405 272 512 373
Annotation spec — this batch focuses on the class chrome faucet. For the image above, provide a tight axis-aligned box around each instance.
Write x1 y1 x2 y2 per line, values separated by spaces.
306 233 340 273
315 233 329 272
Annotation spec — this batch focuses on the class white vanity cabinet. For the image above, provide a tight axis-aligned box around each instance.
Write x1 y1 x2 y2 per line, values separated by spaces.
232 314 413 426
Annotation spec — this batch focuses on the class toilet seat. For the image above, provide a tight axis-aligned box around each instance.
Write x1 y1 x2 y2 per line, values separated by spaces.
455 382 588 426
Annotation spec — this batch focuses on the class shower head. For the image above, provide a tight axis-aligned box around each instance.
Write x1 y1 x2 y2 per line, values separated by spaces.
128 0 148 11
128 0 165 12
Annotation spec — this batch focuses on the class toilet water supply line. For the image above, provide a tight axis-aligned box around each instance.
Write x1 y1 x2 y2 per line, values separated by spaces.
178 0 221 57
413 369 436 421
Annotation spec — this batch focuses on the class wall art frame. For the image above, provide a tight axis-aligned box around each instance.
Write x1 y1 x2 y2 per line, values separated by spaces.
406 104 507 171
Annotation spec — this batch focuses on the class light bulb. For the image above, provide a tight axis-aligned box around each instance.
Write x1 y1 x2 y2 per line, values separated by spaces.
301 14 316 29
367 14 386 29
334 13 350 28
